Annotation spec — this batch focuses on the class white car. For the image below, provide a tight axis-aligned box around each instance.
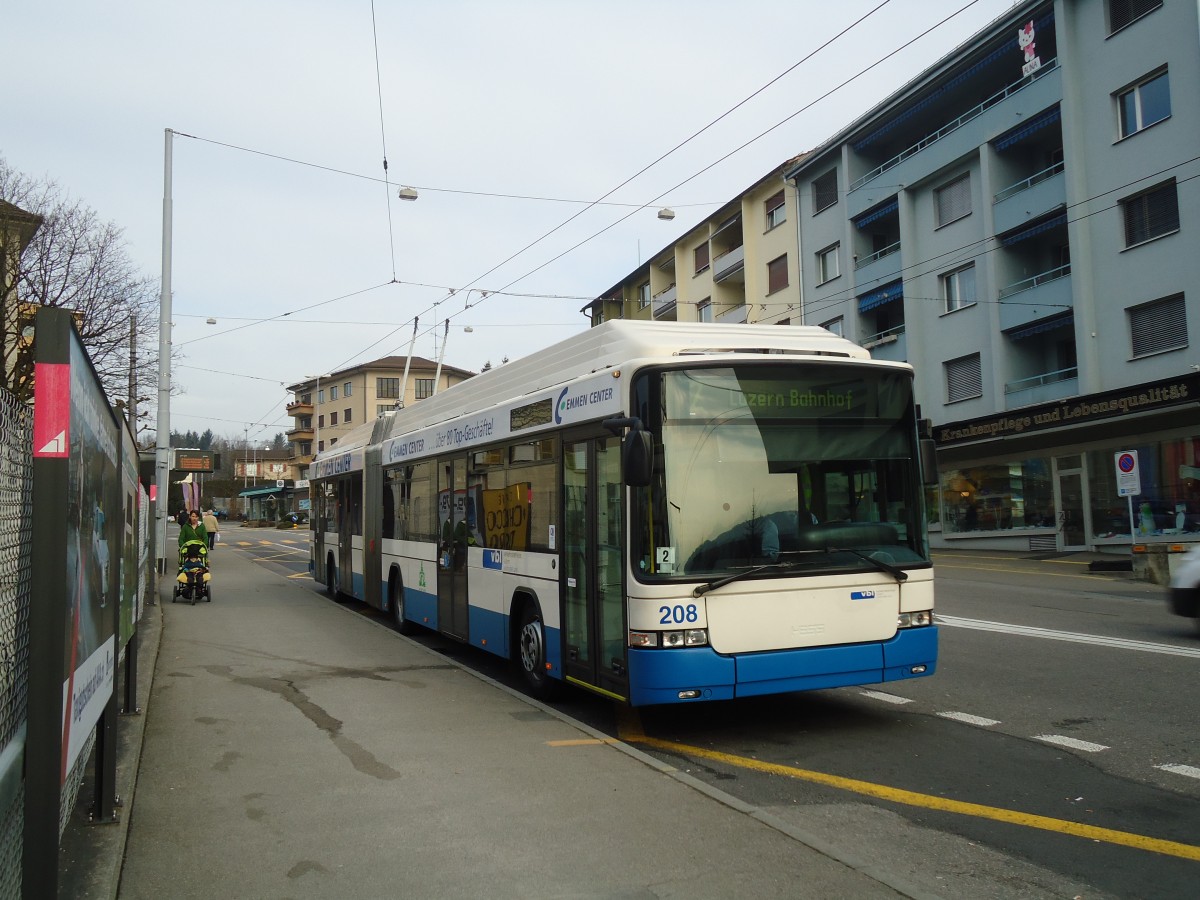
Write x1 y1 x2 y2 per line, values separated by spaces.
1168 545 1200 634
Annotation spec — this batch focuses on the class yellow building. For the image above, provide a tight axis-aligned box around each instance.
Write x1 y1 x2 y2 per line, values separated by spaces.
0 199 43 398
583 159 806 327
286 355 473 464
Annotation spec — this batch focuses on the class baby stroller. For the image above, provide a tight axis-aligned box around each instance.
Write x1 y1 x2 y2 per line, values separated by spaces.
174 539 212 604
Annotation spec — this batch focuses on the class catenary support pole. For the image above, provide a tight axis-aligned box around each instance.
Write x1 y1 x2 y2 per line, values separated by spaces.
154 128 173 574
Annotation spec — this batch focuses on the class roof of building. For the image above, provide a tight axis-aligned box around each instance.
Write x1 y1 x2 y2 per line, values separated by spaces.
783 0 1047 179
286 355 475 392
0 199 44 250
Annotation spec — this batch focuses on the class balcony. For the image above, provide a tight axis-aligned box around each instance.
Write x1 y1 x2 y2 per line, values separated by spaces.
861 324 906 362
716 303 748 324
287 399 313 416
713 244 745 283
848 61 1061 216
853 241 901 286
1004 366 1078 408
998 265 1072 331
288 426 314 442
993 163 1066 234
652 284 677 319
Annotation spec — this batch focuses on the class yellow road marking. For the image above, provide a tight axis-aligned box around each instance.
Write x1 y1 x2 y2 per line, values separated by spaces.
616 710 1200 861
546 738 620 747
287 572 309 579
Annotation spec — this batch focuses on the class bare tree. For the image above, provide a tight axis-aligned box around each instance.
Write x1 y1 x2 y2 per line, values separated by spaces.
0 156 160 417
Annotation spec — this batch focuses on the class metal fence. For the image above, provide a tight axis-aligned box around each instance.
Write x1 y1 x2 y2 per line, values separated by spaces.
0 387 32 900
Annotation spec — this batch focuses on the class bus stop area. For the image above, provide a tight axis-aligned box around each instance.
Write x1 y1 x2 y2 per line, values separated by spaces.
59 533 916 900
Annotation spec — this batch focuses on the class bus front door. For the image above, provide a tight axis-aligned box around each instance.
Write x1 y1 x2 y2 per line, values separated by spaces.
437 456 469 640
562 435 628 700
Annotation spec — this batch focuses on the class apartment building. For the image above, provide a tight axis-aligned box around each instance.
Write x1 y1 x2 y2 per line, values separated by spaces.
584 1 1197 554
583 162 804 326
784 0 1199 552
286 355 473 462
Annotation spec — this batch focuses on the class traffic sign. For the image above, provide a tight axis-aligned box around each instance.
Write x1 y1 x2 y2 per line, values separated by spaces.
1114 450 1141 497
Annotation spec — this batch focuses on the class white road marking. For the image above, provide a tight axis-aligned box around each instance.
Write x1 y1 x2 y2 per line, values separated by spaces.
936 615 1200 658
1034 734 1109 752
860 690 912 705
1154 764 1200 780
937 711 1001 727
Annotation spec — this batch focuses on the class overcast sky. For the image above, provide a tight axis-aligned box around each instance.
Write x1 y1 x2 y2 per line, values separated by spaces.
6 0 1020 446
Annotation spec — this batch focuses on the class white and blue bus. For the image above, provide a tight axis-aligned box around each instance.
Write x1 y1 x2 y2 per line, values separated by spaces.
310 320 938 706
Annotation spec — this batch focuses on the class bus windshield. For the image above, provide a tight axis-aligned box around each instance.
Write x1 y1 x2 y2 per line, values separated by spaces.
632 363 930 581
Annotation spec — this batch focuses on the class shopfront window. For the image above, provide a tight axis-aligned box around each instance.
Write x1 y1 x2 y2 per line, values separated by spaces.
1089 438 1200 538
941 459 1054 533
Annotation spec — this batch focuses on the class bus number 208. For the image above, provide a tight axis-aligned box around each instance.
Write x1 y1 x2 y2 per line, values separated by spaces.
658 604 699 625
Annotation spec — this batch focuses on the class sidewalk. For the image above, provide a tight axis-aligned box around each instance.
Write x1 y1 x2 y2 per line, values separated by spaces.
63 535 923 899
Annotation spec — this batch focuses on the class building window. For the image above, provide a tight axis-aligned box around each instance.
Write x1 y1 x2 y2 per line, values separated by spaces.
812 169 838 214
935 174 971 227
377 377 400 399
343 382 352 397
694 242 710 275
697 298 713 322
318 415 324 429
945 353 982 403
318 440 324 452
1121 179 1178 247
1108 0 1161 35
318 389 325 404
765 191 786 230
820 316 843 337
816 244 839 285
330 411 338 426
637 282 650 309
1129 294 1187 357
942 263 977 312
1117 69 1170 138
330 385 339 401
767 255 789 294
377 404 393 417
344 408 352 424
415 378 435 400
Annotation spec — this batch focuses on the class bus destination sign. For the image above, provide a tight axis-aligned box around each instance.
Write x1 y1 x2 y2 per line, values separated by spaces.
174 449 215 473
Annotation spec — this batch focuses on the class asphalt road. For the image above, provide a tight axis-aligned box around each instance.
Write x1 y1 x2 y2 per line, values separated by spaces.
225 528 1200 899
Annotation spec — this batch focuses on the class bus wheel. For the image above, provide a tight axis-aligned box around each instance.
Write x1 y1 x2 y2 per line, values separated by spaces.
390 576 416 635
517 603 558 699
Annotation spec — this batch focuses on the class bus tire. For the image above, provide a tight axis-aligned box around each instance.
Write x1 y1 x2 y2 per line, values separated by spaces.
390 571 417 635
516 601 559 699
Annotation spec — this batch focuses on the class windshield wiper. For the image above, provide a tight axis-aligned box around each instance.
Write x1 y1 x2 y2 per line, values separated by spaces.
778 547 908 583
691 547 909 597
692 562 794 597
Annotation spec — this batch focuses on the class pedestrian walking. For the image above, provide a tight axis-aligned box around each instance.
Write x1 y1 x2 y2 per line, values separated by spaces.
202 509 219 550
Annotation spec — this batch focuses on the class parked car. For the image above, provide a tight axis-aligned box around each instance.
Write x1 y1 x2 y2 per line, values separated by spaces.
1168 545 1200 635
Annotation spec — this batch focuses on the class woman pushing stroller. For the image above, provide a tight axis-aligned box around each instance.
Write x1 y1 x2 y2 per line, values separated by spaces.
176 510 213 603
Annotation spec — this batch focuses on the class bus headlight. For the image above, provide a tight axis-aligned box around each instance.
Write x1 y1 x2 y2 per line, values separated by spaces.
897 610 933 628
662 629 708 648
628 629 709 648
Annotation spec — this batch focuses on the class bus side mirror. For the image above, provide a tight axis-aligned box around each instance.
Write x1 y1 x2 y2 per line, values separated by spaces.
603 416 653 487
623 430 653 487
920 438 938 487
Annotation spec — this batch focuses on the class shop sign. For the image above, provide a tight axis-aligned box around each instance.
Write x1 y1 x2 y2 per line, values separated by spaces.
936 373 1200 447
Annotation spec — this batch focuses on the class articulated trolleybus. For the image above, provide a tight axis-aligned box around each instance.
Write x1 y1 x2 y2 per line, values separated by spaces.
311 321 937 706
